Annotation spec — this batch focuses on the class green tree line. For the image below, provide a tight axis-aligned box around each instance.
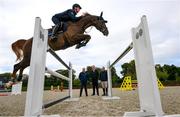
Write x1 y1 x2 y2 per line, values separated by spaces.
0 61 180 89
121 60 180 85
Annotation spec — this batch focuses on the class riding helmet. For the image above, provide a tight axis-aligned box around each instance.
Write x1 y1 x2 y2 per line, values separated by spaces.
72 3 82 9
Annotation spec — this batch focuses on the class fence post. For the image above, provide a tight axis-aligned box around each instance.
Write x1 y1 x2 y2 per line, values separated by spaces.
124 15 164 116
69 62 73 98
107 61 112 97
24 17 48 116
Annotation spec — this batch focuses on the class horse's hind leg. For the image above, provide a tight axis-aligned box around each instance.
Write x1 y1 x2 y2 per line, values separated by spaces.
11 62 21 81
17 61 30 81
11 57 29 81
17 68 24 81
17 56 30 81
5 62 22 88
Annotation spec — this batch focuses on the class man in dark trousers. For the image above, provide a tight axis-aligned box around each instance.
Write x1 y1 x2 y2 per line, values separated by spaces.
99 66 108 96
79 68 88 97
91 65 99 96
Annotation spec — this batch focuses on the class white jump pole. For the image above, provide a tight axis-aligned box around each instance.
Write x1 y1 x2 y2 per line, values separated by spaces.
124 15 164 116
107 61 112 97
46 68 70 81
24 17 48 116
69 62 73 98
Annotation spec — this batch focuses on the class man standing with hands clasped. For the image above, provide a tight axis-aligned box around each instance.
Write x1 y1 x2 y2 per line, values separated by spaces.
99 66 108 96
79 68 88 97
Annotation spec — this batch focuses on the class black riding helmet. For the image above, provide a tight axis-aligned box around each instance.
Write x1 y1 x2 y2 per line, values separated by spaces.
72 3 82 9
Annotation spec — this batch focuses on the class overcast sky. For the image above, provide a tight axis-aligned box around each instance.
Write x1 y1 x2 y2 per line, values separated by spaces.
0 0 180 77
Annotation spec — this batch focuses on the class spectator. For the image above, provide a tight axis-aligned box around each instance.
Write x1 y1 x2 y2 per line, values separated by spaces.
79 68 88 97
91 65 99 96
99 66 108 96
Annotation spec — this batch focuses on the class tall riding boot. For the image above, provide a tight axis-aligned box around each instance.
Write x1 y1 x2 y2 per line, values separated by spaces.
51 24 60 41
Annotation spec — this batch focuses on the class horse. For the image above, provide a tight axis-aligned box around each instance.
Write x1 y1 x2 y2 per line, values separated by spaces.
6 12 109 87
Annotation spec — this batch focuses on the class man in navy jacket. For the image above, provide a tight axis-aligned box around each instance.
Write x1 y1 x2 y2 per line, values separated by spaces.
99 67 108 96
79 68 88 97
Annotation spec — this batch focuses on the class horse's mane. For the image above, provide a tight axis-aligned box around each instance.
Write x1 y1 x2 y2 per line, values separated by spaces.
78 13 98 22
83 12 91 16
82 13 96 18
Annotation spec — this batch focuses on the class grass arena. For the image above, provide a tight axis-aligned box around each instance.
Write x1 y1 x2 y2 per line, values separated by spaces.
0 87 180 116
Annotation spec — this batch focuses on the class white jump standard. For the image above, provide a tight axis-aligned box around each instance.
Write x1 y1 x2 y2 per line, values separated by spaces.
24 17 73 116
125 15 164 117
107 15 180 117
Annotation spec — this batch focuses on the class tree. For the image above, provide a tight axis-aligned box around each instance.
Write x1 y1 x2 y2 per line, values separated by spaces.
110 67 121 86
155 64 168 81
0 73 11 82
121 60 136 79
163 64 176 81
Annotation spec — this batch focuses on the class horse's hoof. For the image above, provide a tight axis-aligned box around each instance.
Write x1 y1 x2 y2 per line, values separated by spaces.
75 43 86 49
81 43 86 46
5 81 14 88
75 45 80 49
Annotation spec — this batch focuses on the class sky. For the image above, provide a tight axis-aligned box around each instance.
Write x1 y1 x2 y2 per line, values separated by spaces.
0 0 180 78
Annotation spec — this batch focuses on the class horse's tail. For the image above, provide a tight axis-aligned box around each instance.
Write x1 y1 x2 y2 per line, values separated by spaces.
11 39 27 61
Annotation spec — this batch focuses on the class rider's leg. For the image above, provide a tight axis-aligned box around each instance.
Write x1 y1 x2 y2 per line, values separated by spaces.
62 22 67 32
51 16 63 40
51 23 60 40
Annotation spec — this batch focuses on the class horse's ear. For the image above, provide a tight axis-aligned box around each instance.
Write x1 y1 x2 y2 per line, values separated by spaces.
100 12 103 18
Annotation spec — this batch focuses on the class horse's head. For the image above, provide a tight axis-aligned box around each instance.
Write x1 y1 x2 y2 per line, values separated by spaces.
93 12 109 36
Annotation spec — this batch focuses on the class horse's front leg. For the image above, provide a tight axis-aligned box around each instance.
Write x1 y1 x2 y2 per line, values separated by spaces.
72 34 91 49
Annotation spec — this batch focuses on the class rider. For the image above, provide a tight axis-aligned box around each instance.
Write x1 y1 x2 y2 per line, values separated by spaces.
51 3 82 41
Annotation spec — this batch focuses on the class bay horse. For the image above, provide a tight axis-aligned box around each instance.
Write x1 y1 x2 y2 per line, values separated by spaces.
6 12 109 87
